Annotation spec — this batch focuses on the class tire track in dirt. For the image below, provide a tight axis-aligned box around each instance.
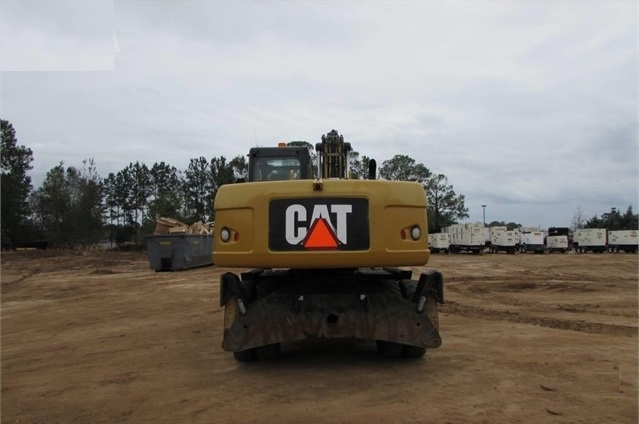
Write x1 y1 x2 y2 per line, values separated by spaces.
441 300 637 336
452 289 638 319
1 268 43 294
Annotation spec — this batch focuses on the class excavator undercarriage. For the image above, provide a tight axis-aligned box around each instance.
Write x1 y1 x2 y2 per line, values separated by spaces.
221 268 443 360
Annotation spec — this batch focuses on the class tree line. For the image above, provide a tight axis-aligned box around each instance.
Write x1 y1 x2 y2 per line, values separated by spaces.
572 206 638 231
1 119 248 248
2 120 472 249
5 118 632 250
25 156 248 249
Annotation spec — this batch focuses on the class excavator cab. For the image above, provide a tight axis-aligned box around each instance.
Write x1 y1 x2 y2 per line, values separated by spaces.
248 145 313 182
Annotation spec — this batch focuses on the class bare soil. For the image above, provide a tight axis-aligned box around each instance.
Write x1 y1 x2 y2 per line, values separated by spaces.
1 249 637 424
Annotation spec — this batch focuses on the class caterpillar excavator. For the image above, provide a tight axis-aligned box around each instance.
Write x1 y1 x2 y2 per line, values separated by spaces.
213 129 443 360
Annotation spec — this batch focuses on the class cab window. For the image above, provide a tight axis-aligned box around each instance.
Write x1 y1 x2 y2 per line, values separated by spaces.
254 157 302 181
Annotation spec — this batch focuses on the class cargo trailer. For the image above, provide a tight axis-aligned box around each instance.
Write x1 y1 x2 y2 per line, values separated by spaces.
520 231 546 253
607 230 638 253
445 223 485 254
429 233 450 254
486 226 507 247
546 235 569 253
489 230 518 254
548 227 572 249
573 228 607 253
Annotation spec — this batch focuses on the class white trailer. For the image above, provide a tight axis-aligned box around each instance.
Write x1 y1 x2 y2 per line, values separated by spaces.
607 230 638 253
512 227 522 245
489 230 518 254
428 233 450 254
446 223 485 254
486 226 507 247
573 228 607 253
520 231 546 253
546 235 569 253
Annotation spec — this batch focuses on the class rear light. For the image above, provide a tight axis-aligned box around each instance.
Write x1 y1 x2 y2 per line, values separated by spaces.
220 228 231 242
401 226 421 241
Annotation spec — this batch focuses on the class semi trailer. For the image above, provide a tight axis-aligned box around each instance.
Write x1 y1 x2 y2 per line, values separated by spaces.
607 230 638 253
573 228 607 253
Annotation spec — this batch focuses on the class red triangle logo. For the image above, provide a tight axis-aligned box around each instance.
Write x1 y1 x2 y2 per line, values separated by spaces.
303 218 339 249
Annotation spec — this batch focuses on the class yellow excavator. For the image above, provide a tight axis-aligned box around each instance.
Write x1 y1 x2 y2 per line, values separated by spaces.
213 129 443 360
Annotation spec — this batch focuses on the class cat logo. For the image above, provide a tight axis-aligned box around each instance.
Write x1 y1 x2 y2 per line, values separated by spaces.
269 198 369 251
285 204 351 248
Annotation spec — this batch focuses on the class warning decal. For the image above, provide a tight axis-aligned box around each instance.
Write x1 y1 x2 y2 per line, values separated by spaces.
303 218 339 249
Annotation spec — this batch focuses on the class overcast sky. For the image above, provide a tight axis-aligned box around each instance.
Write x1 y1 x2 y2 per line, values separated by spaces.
1 0 636 229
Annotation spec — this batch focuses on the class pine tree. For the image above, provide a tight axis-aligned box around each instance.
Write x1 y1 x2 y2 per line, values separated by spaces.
1 120 33 249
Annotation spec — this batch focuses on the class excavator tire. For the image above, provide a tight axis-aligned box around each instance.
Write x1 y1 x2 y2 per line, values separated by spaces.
402 345 427 358
399 279 416 300
255 343 281 360
377 341 404 358
233 349 257 362
233 344 282 361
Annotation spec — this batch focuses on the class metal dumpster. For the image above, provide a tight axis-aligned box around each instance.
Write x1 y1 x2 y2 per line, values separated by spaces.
146 234 214 271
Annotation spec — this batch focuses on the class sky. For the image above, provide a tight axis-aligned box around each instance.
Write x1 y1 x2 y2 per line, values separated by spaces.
1 0 637 229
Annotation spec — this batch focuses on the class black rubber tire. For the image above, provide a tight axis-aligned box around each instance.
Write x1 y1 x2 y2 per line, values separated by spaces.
255 343 281 360
399 279 417 300
255 279 284 300
241 278 257 302
377 341 404 358
403 345 427 358
233 349 257 362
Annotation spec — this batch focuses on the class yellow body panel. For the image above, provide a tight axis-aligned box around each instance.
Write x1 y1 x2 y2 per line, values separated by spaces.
213 179 431 268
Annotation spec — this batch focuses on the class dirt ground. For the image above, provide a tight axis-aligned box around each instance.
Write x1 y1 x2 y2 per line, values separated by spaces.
1 249 637 424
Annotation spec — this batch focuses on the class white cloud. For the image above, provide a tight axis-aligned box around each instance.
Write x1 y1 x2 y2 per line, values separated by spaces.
0 0 114 71
1 0 636 228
